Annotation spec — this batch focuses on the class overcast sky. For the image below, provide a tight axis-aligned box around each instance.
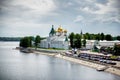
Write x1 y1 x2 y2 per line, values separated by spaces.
0 0 120 37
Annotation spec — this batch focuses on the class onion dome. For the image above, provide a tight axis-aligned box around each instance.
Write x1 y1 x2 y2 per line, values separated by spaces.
57 26 63 32
64 29 67 33
49 25 56 36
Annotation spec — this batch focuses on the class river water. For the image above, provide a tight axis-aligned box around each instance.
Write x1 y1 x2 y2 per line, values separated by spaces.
0 42 120 80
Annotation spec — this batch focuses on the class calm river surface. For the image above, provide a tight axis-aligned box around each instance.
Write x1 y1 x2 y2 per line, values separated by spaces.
0 42 120 80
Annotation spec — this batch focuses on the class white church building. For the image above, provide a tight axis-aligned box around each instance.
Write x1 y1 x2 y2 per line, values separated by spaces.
40 25 69 49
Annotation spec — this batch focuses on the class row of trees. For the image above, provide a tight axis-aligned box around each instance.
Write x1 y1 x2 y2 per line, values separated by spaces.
83 33 120 41
19 35 41 48
0 37 21 41
68 32 120 48
69 32 86 48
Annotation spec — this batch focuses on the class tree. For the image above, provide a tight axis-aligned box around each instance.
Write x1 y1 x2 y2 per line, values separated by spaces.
100 33 104 41
74 34 81 48
113 44 120 55
69 32 75 48
83 34 87 39
90 34 95 40
116 36 120 41
82 39 86 47
95 33 101 41
19 37 31 48
28 36 34 47
85 33 91 40
105 34 112 41
35 35 41 49
29 36 34 41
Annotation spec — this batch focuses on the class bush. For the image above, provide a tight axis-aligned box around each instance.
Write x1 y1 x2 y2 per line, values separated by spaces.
113 44 120 55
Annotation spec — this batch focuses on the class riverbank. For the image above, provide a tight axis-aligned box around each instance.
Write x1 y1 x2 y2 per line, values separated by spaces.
32 49 120 76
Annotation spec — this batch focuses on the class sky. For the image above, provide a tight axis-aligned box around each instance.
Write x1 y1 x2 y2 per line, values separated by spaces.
0 0 120 37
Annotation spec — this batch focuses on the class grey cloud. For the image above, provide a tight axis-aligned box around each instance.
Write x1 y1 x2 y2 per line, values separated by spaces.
0 0 57 25
95 0 108 5
0 0 120 37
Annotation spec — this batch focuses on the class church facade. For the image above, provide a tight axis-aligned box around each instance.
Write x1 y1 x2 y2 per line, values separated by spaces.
40 25 69 49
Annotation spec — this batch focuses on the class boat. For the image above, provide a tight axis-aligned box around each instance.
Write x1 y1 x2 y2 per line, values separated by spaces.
20 48 33 53
97 66 108 71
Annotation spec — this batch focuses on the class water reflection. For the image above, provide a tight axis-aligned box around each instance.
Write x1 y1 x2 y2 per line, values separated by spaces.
0 42 120 80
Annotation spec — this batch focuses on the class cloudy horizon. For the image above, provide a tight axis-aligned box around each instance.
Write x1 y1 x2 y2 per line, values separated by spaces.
0 0 120 37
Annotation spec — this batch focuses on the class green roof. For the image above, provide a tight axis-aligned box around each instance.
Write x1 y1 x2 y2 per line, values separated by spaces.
65 36 68 41
49 25 56 35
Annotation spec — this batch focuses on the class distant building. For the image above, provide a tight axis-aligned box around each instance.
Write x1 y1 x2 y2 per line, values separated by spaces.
99 40 120 47
86 40 120 49
40 25 69 49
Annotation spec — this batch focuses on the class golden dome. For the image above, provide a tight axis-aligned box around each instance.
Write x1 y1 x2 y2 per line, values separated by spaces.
64 29 67 33
58 29 62 32
57 26 63 32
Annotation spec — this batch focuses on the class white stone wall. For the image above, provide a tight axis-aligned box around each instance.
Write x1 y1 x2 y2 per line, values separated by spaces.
99 41 120 47
40 36 69 49
85 40 120 49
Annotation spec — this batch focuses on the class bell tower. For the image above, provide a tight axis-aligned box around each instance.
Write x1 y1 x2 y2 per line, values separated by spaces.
49 25 56 37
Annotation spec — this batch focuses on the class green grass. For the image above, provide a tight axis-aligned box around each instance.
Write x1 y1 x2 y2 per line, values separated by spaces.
92 49 99 52
47 48 65 50
32 47 65 50
110 55 119 59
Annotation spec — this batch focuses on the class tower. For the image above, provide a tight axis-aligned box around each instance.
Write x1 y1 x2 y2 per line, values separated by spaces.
80 30 83 39
49 25 56 37
64 36 69 50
